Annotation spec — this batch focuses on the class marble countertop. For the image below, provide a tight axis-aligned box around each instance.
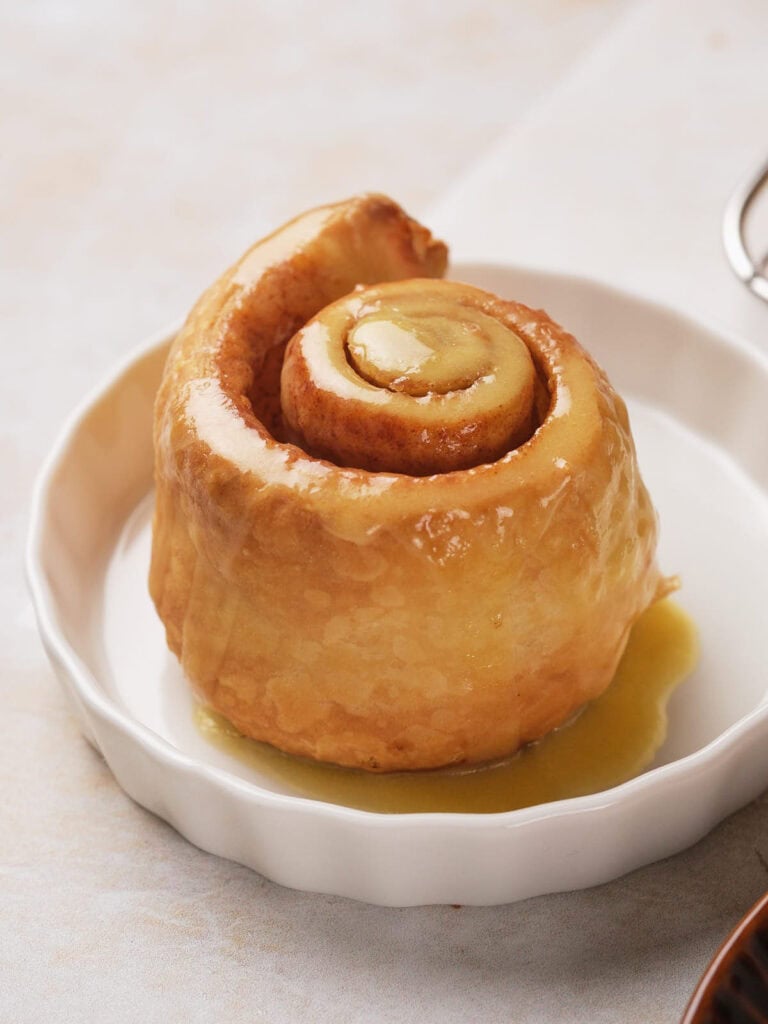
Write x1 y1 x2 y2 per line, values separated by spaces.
5 1 768 1021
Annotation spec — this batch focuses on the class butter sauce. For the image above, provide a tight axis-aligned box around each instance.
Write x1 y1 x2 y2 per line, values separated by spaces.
196 599 697 814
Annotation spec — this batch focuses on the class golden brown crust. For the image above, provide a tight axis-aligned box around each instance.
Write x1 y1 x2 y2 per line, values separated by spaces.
150 194 670 772
279 278 543 475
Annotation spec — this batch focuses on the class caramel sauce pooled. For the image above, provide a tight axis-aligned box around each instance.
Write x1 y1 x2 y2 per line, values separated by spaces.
196 599 698 814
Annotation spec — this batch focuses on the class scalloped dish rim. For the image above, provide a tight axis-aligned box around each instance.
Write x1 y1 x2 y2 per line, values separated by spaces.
26 262 768 904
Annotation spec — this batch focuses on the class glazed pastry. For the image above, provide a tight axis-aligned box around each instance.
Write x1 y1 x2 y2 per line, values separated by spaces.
150 194 673 772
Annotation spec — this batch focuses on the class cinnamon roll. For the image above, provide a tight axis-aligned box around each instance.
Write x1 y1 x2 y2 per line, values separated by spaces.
150 194 672 772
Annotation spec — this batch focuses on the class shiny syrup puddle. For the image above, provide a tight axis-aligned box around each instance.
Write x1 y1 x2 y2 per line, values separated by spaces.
196 599 698 814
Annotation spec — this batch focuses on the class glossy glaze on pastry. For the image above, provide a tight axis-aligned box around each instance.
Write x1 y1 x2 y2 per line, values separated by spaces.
150 194 673 772
195 599 697 813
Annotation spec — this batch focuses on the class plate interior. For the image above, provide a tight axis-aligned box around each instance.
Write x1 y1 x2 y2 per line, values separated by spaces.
40 266 768 807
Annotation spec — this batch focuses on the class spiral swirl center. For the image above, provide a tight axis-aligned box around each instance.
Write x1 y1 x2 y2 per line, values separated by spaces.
280 279 542 475
347 306 496 397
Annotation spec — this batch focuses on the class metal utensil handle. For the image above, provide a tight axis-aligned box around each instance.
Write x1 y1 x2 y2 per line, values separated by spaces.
723 157 768 303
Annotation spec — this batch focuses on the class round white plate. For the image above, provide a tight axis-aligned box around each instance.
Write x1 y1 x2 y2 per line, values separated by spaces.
27 264 768 907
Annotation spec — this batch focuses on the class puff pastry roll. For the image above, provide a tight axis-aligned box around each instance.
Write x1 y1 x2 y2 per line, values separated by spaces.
150 194 672 771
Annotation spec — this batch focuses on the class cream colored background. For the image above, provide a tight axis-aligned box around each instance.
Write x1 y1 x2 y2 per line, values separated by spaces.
5 1 768 1021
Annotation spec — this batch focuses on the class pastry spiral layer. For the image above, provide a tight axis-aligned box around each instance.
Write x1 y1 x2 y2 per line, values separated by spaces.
150 194 672 772
280 278 544 475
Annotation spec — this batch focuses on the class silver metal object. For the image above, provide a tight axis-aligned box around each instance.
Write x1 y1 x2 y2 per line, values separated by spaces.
723 158 768 303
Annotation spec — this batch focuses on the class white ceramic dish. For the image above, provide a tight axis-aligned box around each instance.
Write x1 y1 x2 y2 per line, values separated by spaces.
27 264 768 907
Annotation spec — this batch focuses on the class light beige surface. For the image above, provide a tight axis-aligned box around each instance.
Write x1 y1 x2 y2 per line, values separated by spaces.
6 1 768 1021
